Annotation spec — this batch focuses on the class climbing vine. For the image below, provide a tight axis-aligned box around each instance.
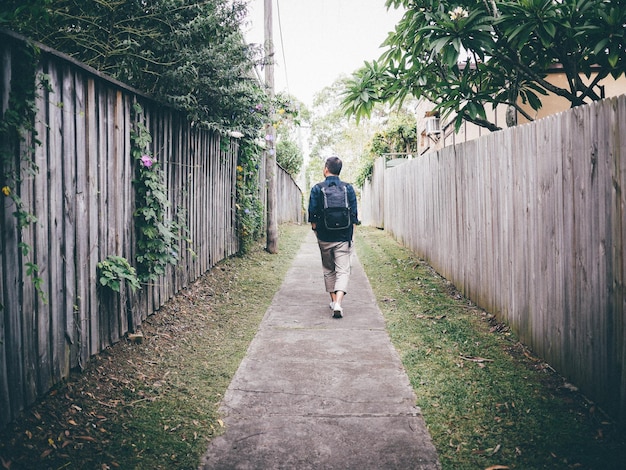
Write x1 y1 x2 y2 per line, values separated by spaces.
236 139 264 254
131 103 187 283
97 255 140 293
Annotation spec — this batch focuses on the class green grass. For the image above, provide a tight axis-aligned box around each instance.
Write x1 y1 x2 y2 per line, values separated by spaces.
355 227 626 470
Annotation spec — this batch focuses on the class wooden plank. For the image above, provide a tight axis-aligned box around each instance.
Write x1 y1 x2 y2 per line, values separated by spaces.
74 73 90 369
33 61 51 395
511 126 530 340
47 63 66 385
499 129 514 324
97 84 110 349
108 89 123 344
486 131 502 316
560 106 577 381
187 127 196 278
180 117 188 286
128 100 141 327
120 94 131 336
615 96 626 422
86 78 99 358
481 134 495 313
0 190 9 423
0 45 11 428
62 65 77 374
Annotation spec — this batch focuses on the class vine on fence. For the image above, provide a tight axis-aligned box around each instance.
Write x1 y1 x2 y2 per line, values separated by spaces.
0 39 46 303
236 139 264 254
97 255 141 293
131 103 187 283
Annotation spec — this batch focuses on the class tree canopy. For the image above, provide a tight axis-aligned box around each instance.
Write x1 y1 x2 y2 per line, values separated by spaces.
342 0 626 131
0 0 270 135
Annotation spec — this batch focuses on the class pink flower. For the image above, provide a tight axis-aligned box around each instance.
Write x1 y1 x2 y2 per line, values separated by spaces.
140 155 153 168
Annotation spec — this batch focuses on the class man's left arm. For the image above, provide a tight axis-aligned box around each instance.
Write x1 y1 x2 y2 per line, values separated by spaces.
348 184 359 226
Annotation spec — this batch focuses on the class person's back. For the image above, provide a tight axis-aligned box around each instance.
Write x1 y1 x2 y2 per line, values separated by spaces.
307 156 358 318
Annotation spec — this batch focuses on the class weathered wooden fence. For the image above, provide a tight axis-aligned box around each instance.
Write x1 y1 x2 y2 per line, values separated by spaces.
277 167 304 224
0 30 302 429
362 95 626 424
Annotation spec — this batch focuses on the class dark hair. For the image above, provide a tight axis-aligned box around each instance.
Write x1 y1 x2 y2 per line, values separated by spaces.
325 156 342 175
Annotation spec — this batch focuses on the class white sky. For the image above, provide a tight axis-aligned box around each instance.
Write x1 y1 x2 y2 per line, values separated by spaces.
243 0 405 107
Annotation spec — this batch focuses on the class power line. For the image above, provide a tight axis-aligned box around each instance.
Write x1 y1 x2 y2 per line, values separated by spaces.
275 0 290 95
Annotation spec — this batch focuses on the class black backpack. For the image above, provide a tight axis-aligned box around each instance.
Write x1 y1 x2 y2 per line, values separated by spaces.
319 181 351 231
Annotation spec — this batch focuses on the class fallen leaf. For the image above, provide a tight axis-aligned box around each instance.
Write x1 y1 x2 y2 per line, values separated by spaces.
217 419 224 428
1 456 12 469
485 466 509 470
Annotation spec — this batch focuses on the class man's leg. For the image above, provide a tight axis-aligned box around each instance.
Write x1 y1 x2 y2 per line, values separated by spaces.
318 240 337 294
332 241 352 308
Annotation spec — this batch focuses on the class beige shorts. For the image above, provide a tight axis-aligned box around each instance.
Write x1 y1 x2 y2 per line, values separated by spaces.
317 240 352 294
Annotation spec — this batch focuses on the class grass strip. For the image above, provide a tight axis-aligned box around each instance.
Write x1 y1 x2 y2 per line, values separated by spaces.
355 226 625 470
0 223 309 470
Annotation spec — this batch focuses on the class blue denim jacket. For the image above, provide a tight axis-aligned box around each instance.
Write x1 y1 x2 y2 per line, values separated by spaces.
308 176 358 242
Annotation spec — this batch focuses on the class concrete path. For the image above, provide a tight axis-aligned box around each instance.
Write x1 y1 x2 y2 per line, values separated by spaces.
199 231 440 469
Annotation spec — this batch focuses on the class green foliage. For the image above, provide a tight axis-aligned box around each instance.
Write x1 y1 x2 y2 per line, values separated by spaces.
355 111 418 187
97 255 140 293
276 139 303 177
131 104 185 282
306 78 383 188
1 0 270 136
273 92 304 129
236 140 264 254
344 0 626 131
273 93 305 178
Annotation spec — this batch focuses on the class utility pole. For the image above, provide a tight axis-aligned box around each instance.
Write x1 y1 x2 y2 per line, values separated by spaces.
264 0 278 253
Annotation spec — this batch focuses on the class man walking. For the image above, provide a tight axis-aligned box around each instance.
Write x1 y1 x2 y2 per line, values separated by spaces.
308 156 358 318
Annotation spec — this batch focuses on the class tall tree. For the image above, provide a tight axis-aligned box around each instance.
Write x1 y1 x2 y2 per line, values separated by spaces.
306 78 388 188
342 0 626 131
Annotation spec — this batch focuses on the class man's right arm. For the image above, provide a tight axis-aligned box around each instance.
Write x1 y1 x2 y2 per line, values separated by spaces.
308 184 321 230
